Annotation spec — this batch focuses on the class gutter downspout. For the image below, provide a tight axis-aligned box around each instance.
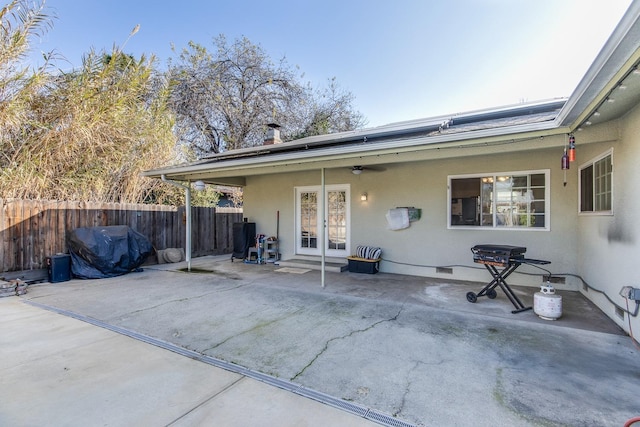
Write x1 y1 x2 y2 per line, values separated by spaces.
161 175 192 272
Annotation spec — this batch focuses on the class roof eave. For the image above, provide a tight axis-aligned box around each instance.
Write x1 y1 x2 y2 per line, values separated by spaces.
144 119 563 180
558 1 640 128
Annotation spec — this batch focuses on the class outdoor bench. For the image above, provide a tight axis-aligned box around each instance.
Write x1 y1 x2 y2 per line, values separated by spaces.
347 245 382 274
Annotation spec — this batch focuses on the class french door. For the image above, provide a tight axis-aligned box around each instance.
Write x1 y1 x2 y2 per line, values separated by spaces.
295 185 350 257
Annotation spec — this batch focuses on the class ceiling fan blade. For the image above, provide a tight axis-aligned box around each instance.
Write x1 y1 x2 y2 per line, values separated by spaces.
350 165 386 174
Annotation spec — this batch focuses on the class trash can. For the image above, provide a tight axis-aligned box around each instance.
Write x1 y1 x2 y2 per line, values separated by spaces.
47 254 71 283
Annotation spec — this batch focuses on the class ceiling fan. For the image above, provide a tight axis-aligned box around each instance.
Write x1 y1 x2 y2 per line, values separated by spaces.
350 165 386 175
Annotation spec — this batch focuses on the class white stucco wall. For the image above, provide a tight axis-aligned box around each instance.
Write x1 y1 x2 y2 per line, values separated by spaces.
242 142 585 289
576 105 640 334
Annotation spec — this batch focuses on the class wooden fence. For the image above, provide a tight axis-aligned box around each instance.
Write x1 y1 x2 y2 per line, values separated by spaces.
0 199 243 273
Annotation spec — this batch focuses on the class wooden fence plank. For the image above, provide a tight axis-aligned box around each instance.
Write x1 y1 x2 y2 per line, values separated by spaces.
13 200 24 271
28 201 38 269
2 200 15 271
0 198 7 272
58 201 68 254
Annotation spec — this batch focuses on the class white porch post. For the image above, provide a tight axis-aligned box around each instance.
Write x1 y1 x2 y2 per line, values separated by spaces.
321 167 326 288
161 175 192 272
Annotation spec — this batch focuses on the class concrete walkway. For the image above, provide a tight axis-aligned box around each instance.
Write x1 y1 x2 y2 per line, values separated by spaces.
3 255 640 426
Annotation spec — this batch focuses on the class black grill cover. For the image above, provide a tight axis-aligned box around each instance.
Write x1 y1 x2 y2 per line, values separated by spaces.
67 226 153 279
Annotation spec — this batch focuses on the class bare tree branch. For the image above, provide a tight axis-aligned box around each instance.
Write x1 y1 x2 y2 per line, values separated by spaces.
168 35 366 156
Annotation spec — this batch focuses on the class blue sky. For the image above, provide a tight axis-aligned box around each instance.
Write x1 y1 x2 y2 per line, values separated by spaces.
27 0 632 127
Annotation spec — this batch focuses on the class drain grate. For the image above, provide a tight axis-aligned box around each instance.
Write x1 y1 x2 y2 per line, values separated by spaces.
366 410 416 427
296 386 369 417
25 300 417 427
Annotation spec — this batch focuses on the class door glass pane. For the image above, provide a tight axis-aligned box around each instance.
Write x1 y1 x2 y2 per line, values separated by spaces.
300 192 317 248
327 190 346 250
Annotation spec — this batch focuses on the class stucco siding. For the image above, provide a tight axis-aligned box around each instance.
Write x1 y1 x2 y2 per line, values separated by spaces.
577 105 640 333
242 145 585 289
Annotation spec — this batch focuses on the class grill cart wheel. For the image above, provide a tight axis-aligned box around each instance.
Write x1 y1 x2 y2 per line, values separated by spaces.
466 292 477 303
487 289 498 299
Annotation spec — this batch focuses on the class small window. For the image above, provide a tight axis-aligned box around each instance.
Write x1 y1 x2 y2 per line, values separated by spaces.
449 170 549 230
579 150 612 214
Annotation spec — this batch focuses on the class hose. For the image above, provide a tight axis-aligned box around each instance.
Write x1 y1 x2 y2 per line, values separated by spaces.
624 416 640 427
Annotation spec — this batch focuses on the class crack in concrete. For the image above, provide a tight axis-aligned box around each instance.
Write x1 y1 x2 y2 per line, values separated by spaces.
116 282 252 318
121 290 225 316
393 360 419 419
201 307 306 353
391 358 441 423
291 306 404 381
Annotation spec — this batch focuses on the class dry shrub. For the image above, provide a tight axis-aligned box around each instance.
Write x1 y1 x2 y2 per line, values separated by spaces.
1 49 181 203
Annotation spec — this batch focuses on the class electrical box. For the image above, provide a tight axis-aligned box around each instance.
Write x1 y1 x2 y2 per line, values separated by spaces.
620 286 640 301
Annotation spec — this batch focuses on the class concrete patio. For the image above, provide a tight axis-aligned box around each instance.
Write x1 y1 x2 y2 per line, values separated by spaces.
2 254 639 426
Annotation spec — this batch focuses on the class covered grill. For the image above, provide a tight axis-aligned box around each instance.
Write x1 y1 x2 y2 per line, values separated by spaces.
467 244 550 314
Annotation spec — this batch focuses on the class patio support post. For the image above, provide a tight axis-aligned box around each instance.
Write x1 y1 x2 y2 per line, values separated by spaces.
161 175 192 272
321 168 326 288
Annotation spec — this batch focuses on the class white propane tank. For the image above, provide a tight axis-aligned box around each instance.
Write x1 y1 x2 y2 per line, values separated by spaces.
534 282 562 320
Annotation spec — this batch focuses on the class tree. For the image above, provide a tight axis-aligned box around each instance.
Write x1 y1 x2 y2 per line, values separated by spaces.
288 77 366 140
168 35 365 156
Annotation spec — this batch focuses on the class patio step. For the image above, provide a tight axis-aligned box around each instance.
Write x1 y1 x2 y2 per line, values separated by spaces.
277 258 348 273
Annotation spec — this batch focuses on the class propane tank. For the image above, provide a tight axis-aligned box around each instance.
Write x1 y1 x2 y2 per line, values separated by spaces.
534 282 562 320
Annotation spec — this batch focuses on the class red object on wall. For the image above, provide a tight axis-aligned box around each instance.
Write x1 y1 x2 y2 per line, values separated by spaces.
568 134 576 162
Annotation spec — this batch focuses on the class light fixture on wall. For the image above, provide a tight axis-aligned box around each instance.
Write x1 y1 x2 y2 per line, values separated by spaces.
352 166 363 175
361 192 368 201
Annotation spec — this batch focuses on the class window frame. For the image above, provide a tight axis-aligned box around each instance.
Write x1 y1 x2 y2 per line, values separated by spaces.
447 169 550 231
294 184 351 256
578 149 613 216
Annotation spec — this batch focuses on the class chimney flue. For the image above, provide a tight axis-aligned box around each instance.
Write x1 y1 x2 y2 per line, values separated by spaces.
264 123 282 145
